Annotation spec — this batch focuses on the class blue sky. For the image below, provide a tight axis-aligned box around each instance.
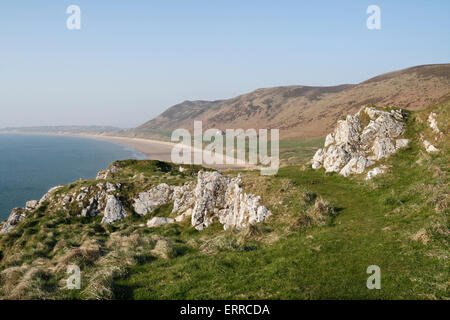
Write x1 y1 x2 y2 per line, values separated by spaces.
0 0 449 128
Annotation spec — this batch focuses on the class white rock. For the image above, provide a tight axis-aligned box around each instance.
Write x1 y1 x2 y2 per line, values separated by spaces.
101 195 127 224
106 182 116 193
324 133 335 148
428 113 441 135
39 185 62 205
76 192 87 202
171 182 195 214
133 183 173 215
395 139 409 149
372 137 396 160
175 211 191 222
0 208 26 234
81 198 98 217
96 164 121 180
339 156 371 177
334 115 361 145
147 217 174 228
189 171 271 230
365 107 385 120
423 140 439 153
312 106 407 177
25 200 39 211
311 148 325 169
323 145 351 173
366 166 387 180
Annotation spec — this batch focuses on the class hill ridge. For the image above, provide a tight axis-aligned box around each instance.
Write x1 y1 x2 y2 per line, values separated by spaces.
133 64 450 139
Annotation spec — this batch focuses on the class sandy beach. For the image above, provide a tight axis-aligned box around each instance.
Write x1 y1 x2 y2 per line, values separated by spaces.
84 134 257 170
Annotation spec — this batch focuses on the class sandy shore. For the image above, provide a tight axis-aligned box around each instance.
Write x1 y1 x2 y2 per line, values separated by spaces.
83 134 257 170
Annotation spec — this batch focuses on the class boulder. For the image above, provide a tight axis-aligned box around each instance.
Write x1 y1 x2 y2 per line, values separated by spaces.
147 217 174 228
339 156 372 177
311 148 325 169
133 183 173 216
25 200 39 211
395 139 409 149
428 112 441 135
323 145 351 173
423 140 439 153
81 198 98 217
371 137 396 160
39 186 62 205
101 195 127 224
171 182 195 215
324 133 335 148
366 166 387 180
0 208 26 234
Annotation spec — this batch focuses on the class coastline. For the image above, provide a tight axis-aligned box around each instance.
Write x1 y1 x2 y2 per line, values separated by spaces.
0 131 256 170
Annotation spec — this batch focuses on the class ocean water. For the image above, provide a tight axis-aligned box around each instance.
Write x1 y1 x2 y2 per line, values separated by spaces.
0 134 146 220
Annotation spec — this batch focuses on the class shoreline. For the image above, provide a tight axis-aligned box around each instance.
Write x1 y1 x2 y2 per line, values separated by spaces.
0 131 257 170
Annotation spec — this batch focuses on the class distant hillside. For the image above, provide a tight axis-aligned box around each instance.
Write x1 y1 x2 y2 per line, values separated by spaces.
0 125 122 135
134 64 450 139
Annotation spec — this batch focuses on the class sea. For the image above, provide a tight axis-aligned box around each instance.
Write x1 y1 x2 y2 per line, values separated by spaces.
0 133 146 221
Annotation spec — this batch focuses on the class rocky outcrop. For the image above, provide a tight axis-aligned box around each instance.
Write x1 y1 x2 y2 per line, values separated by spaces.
133 183 173 216
0 208 26 235
365 166 387 180
101 195 127 224
147 217 174 228
2 169 270 234
423 140 439 153
421 112 443 153
132 171 271 231
96 163 121 180
312 106 409 178
428 112 442 137
189 171 271 230
39 186 62 205
25 200 39 211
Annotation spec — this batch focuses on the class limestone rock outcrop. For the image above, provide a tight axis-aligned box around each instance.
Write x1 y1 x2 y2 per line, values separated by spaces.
190 171 271 230
428 112 442 137
365 166 387 180
423 139 439 153
133 171 271 231
147 217 174 228
101 195 127 224
133 183 173 216
2 169 270 234
96 163 121 180
421 112 443 153
0 208 26 235
312 106 409 178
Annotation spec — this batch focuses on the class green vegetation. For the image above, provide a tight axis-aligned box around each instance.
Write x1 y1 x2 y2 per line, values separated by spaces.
0 102 448 300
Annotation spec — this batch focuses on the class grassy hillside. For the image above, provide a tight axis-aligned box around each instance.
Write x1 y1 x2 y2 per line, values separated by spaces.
0 101 448 300
132 64 450 139
114 102 449 299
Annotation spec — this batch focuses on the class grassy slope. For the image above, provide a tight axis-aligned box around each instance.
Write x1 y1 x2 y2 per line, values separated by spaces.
114 104 449 300
0 103 447 300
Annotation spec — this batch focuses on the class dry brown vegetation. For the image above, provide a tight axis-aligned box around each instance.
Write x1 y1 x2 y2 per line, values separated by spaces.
133 64 450 139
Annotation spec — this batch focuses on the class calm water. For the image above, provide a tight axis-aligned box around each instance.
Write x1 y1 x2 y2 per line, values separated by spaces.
0 134 146 220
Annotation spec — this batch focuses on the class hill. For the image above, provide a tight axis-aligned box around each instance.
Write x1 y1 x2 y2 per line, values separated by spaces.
133 64 450 139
